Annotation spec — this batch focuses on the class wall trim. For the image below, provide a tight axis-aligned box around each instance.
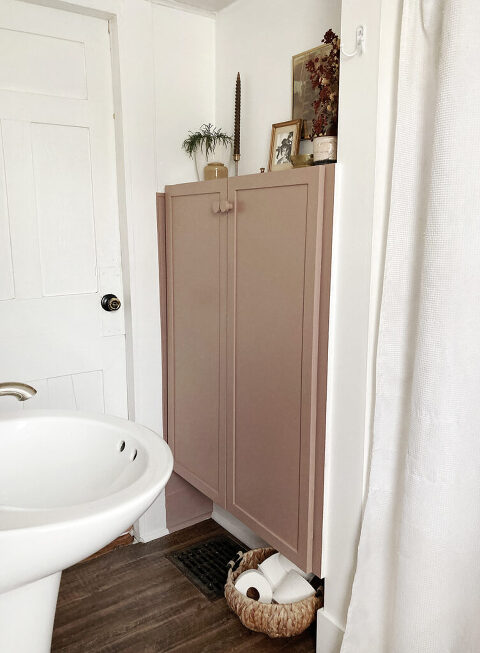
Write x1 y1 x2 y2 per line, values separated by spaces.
149 0 216 19
135 526 170 544
212 505 268 550
167 511 212 534
316 609 345 653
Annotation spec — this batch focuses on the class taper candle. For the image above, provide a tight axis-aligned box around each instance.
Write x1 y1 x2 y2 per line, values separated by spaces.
234 72 241 175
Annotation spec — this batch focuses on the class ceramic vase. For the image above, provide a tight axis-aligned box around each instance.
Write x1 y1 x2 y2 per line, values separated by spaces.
194 143 231 181
204 162 228 180
312 136 337 164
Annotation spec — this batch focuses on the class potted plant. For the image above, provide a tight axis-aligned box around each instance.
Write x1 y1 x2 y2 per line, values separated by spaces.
182 123 233 181
305 29 340 164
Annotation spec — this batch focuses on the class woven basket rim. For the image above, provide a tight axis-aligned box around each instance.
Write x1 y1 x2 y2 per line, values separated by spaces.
226 546 320 608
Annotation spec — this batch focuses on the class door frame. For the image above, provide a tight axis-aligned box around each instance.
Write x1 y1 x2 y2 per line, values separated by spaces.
19 0 165 541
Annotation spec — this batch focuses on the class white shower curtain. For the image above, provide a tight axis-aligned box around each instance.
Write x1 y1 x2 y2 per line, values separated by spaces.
341 1 480 651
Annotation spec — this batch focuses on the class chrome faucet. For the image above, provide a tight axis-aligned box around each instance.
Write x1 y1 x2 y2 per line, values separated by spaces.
0 382 37 401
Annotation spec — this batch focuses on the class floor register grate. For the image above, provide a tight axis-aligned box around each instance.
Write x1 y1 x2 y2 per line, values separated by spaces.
167 535 248 601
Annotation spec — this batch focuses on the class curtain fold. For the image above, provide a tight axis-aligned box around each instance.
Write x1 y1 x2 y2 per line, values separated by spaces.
341 1 480 651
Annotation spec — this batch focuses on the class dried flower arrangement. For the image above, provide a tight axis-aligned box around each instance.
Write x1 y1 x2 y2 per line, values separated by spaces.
305 29 340 138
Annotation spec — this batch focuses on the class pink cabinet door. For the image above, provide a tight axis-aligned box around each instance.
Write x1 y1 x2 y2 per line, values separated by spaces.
165 180 228 506
226 167 334 570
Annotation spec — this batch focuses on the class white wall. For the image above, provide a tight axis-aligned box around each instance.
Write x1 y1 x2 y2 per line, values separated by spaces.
215 0 341 175
318 0 384 640
317 0 403 650
153 4 215 188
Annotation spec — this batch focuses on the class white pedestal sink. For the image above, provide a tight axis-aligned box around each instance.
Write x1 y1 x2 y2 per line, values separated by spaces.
0 410 173 653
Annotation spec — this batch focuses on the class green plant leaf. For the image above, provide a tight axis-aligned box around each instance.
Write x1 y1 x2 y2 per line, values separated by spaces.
182 123 233 158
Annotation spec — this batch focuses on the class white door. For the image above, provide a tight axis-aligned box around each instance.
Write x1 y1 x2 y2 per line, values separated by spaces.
0 1 128 417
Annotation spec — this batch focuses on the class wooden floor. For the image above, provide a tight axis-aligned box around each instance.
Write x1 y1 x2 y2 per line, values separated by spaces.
52 519 316 652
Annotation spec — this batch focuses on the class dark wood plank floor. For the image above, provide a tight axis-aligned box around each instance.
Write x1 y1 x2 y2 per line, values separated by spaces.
52 519 316 652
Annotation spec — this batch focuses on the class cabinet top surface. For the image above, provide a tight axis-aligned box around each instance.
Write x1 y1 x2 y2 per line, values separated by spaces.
164 163 335 193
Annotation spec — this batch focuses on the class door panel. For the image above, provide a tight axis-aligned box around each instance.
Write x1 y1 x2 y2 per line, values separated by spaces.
0 125 14 301
226 168 327 569
166 180 227 505
0 1 127 417
0 371 105 414
1 119 43 299
31 123 98 296
0 27 87 99
27 372 104 412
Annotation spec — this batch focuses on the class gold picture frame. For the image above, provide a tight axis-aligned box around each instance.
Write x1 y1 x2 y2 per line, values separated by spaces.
292 43 331 140
268 119 302 172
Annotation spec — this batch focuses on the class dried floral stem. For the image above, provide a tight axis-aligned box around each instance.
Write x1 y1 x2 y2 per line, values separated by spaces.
305 29 340 138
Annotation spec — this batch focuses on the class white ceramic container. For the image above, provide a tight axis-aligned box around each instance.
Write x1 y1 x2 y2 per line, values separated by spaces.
313 135 337 163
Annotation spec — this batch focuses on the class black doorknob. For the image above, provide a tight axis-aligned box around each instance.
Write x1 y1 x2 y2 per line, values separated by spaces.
101 294 122 312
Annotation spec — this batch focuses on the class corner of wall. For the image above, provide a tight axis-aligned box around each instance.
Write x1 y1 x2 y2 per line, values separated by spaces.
364 0 403 499
152 1 217 188
321 0 387 636
212 7 217 126
316 609 345 653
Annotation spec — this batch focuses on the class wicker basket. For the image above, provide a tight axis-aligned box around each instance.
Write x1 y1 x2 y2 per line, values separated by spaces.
224 547 323 638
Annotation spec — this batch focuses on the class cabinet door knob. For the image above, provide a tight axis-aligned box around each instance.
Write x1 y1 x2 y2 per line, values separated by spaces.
220 200 234 213
212 201 221 214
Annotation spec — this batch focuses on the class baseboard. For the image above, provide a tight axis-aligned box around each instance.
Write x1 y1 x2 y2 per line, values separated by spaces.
316 609 345 653
212 504 269 550
82 530 134 563
134 526 170 544
167 511 212 535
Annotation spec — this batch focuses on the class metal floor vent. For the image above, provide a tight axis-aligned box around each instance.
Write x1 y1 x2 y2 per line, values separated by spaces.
167 535 247 601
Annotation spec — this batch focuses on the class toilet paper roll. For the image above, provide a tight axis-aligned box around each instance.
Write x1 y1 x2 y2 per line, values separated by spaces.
258 552 287 590
272 570 315 605
234 569 273 604
277 553 310 579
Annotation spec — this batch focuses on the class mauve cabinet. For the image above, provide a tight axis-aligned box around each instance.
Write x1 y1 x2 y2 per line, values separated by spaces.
165 179 228 505
165 166 334 572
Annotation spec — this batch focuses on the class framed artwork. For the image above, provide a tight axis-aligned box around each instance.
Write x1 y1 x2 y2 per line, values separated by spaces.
292 43 331 140
268 119 302 172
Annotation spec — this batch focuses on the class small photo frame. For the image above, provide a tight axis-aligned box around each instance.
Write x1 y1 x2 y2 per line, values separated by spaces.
268 120 302 171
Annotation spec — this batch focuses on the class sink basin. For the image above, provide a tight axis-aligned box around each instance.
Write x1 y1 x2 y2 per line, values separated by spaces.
0 410 173 653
